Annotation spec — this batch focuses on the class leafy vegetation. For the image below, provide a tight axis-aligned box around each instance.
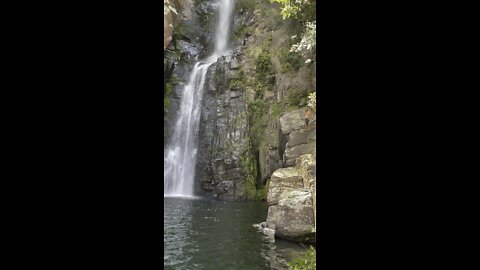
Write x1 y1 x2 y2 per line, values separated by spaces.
269 0 315 22
254 185 268 200
279 48 303 73
233 23 248 39
270 0 316 62
262 3 284 31
290 21 316 60
236 0 256 11
228 69 246 90
286 87 310 107
164 75 175 111
240 143 266 201
272 102 283 118
255 49 275 89
163 74 177 142
173 21 189 41
248 99 267 148
288 246 316 270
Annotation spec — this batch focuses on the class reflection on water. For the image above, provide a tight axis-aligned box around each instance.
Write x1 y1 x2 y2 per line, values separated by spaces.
164 197 308 270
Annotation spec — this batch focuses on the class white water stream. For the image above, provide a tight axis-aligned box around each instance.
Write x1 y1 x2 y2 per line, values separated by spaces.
164 0 234 196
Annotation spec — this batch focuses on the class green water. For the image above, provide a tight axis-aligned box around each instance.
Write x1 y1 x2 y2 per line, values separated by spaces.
164 197 308 270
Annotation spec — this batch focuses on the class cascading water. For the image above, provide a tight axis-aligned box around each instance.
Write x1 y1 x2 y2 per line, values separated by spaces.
164 0 234 196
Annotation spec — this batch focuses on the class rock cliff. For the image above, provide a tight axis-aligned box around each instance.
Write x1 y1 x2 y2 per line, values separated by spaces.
164 0 317 243
264 110 316 243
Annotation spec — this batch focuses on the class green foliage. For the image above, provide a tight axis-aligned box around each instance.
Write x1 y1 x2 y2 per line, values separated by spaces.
233 23 248 39
198 7 216 31
272 102 283 118
246 179 256 199
262 4 283 31
255 185 268 200
288 246 316 270
250 98 267 116
290 21 316 62
286 87 310 107
255 49 275 89
270 0 316 23
236 0 256 11
279 48 303 73
164 78 174 111
248 98 268 149
173 21 189 40
240 143 266 201
163 76 175 143
228 69 246 90
270 0 316 61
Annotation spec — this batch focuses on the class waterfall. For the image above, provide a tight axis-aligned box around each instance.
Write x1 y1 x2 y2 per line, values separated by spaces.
164 0 234 196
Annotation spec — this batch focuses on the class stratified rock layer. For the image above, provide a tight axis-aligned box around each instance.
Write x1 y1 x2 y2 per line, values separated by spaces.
265 110 316 243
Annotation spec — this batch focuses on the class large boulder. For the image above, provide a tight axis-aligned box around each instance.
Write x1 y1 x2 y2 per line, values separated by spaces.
267 167 303 206
295 154 316 188
279 109 304 135
287 129 311 148
266 188 315 243
296 154 317 230
280 109 316 166
287 124 315 144
284 142 315 166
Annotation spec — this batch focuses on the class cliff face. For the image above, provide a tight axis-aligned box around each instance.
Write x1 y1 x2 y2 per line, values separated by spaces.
163 0 254 200
164 0 195 49
164 0 317 240
196 0 316 208
264 110 316 242
196 54 253 200
164 0 215 143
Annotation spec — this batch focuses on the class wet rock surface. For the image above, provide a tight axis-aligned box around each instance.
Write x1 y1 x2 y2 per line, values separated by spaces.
196 56 252 200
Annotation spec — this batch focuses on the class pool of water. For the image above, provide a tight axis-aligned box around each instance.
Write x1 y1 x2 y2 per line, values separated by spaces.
164 196 308 270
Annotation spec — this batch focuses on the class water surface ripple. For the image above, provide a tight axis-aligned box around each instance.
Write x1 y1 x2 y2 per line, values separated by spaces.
164 197 308 270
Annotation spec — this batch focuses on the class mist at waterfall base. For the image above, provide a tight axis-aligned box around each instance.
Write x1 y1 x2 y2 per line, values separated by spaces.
164 1 308 268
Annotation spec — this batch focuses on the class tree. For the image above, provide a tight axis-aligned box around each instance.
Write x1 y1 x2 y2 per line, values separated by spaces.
270 0 316 63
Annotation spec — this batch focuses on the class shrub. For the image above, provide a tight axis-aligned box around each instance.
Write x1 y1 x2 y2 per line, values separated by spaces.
255 50 275 88
263 4 283 31
279 49 303 73
255 185 267 201
236 0 256 11
272 102 283 118
228 69 246 90
286 87 309 107
288 246 316 270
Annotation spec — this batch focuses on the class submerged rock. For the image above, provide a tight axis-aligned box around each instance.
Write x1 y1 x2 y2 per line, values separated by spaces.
253 222 276 240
